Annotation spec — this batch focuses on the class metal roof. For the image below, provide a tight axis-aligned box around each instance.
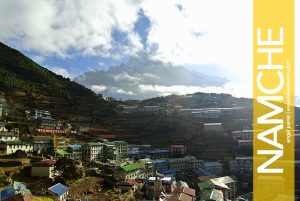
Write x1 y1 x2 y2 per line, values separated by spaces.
48 183 68 196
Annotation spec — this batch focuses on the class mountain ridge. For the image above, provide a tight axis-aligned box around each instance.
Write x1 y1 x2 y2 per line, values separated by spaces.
0 41 116 122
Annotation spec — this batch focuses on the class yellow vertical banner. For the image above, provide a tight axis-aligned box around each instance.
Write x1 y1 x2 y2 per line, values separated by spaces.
253 0 294 200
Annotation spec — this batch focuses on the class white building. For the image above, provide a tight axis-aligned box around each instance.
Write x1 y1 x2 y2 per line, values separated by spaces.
0 140 33 155
29 136 54 154
114 141 128 160
0 132 19 141
232 130 253 140
203 123 224 132
67 144 82 160
48 183 69 201
82 142 104 161
229 156 253 175
31 159 56 178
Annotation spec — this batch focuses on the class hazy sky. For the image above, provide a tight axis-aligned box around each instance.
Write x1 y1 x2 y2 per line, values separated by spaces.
0 0 299 100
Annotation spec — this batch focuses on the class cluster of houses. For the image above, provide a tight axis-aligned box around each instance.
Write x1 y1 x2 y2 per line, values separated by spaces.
0 181 69 201
0 107 257 201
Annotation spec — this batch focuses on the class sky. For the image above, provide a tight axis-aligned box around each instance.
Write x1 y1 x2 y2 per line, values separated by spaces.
0 0 299 101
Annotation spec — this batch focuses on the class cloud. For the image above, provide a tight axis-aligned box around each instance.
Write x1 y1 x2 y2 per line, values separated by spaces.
90 85 107 93
139 81 252 98
31 55 46 64
50 67 72 78
112 71 141 82
1 0 298 100
0 0 143 58
142 0 252 83
74 56 228 99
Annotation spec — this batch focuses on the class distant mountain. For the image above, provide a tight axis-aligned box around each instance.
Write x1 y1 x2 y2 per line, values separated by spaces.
74 55 228 100
0 42 116 122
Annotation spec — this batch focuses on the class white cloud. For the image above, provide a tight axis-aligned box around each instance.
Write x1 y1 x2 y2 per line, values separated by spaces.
112 88 135 96
142 0 252 84
32 55 46 64
1 0 299 100
90 85 107 93
50 67 71 78
139 81 252 98
112 71 141 82
0 0 143 57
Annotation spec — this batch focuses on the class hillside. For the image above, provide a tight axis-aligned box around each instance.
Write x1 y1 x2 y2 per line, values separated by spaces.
0 42 116 122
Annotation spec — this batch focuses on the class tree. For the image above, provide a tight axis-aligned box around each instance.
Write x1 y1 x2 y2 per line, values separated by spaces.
53 157 82 182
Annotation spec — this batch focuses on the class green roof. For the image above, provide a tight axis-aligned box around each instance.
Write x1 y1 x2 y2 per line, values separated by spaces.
56 149 72 156
200 189 224 201
86 142 104 146
113 141 128 144
198 181 215 191
1 140 30 145
234 192 253 201
121 162 144 172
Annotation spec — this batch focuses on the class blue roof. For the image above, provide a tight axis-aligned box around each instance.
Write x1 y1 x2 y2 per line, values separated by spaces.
68 144 81 148
0 185 15 200
197 168 213 176
202 162 223 167
48 183 69 196
149 150 170 154
154 159 168 163
13 182 27 190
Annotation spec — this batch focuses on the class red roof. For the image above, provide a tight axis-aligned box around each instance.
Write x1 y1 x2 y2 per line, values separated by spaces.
182 187 195 197
32 159 56 167
170 145 185 148
173 187 195 197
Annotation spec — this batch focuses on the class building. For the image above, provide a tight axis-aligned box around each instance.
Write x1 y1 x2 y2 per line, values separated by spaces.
25 109 51 120
232 130 253 140
116 180 138 192
113 141 128 160
164 187 196 201
103 143 117 160
234 192 253 201
31 159 56 178
121 162 146 180
211 176 237 199
127 145 140 155
27 136 54 154
199 189 224 201
168 156 202 174
149 149 171 159
0 132 19 141
0 140 33 155
169 145 186 155
229 156 253 176
25 109 57 129
0 103 3 117
141 106 160 112
53 135 70 150
198 176 237 200
0 182 31 201
122 105 160 113
203 123 224 132
238 140 253 148
0 122 8 132
200 162 224 176
119 159 154 180
82 142 104 161
123 106 138 113
35 117 57 129
180 108 221 119
145 177 176 200
47 183 69 201
66 144 82 160
154 156 202 176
